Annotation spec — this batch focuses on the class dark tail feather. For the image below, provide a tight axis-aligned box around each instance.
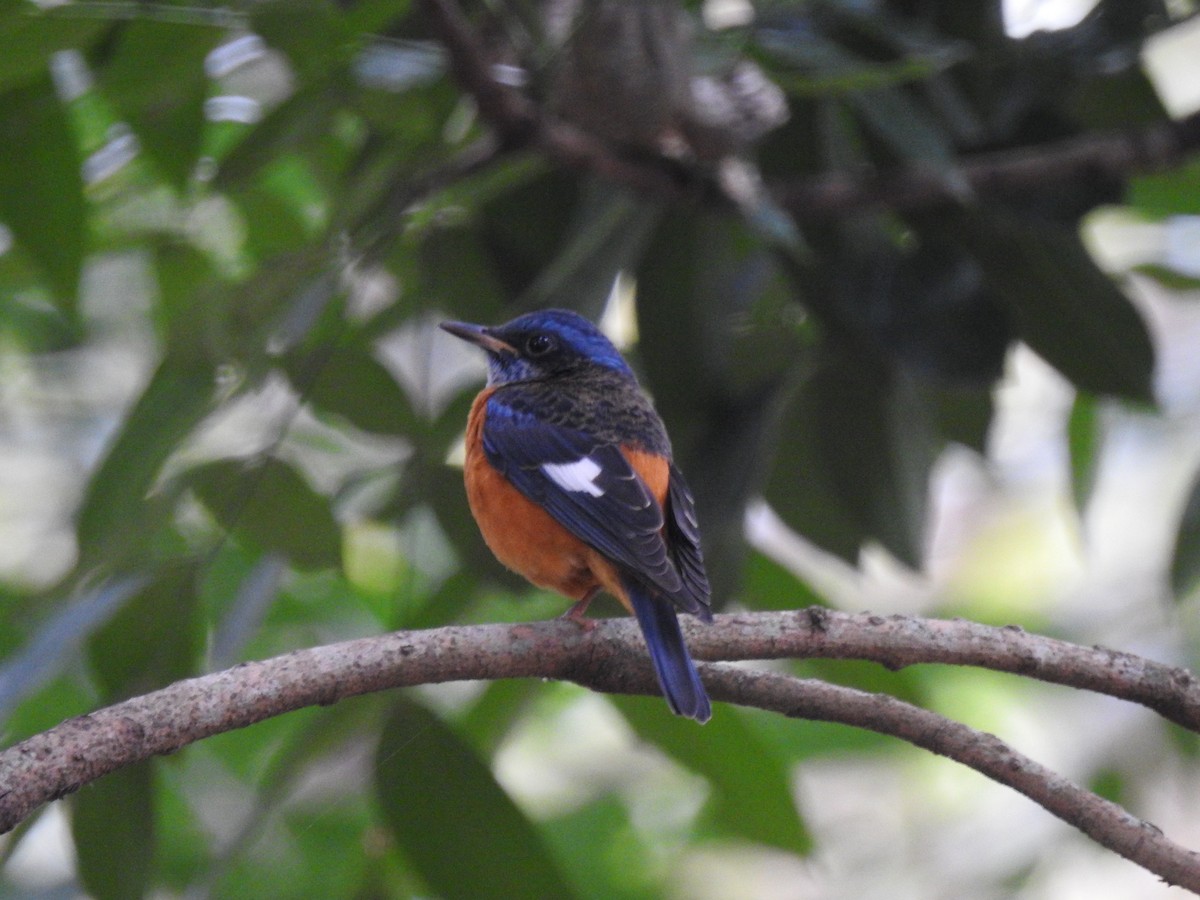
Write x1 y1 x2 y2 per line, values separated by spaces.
626 580 711 723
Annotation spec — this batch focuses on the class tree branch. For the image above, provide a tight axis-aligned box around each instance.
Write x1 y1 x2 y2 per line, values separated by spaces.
776 110 1200 218
418 0 692 197
3 610 1200 889
707 608 1200 732
696 665 1200 892
418 0 1200 218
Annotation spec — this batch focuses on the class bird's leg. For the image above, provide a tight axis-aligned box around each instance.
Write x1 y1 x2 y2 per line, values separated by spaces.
560 587 601 631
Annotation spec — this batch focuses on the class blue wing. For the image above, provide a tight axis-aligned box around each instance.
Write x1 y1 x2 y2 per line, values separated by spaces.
482 395 686 600
665 464 712 620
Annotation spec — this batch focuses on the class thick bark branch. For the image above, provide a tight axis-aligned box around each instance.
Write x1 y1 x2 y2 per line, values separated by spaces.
3 610 1200 889
707 608 1200 731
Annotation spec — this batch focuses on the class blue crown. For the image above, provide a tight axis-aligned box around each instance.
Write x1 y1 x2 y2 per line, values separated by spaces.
499 309 632 375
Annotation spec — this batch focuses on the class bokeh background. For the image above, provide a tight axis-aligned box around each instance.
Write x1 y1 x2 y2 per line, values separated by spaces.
3 0 1200 896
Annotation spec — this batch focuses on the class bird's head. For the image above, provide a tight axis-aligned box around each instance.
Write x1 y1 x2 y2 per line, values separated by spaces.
440 309 633 386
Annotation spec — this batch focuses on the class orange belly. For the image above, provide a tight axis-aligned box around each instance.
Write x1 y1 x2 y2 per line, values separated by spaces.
463 390 670 611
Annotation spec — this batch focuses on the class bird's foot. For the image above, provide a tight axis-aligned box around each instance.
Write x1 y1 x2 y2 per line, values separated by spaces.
560 591 600 632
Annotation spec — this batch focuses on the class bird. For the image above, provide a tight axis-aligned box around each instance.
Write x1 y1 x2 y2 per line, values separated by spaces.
440 309 713 722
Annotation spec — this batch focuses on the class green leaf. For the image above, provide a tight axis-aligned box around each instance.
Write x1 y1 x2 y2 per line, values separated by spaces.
1070 66 1167 132
232 180 315 261
616 699 812 854
1171 472 1200 601
458 678 542 754
871 223 1012 385
0 576 147 727
0 5 106 92
473 168 582 304
77 356 216 570
0 673 94 746
251 0 351 85
846 87 955 166
928 383 993 454
343 0 414 34
520 180 662 316
1067 392 1102 513
1088 767 1126 806
280 803 383 896
0 74 85 306
768 354 937 567
203 701 385 890
374 696 580 900
153 768 211 891
954 210 1155 403
757 26 953 165
418 224 518 320
207 725 385 900
189 457 342 571
218 246 338 363
1132 263 1200 292
543 796 657 900
0 290 80 351
742 551 825 612
87 562 202 700
73 762 156 900
289 336 417 435
1127 158 1200 218
403 565 501 632
239 155 327 257
213 86 338 187
823 362 937 566
426 384 479 451
765 378 865 565
101 21 224 190
153 241 220 351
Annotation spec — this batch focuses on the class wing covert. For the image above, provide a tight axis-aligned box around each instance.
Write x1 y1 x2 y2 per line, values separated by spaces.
482 395 683 597
665 464 712 619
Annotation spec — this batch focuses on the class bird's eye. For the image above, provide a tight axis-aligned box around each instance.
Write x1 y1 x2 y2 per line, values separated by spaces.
526 333 555 356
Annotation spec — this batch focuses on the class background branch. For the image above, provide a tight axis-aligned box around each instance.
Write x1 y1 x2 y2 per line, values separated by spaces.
3 610 1200 889
420 0 1200 216
776 109 1200 218
419 0 691 197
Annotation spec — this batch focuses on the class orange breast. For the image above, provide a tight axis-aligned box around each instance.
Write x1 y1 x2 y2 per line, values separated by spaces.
465 391 598 601
462 390 672 613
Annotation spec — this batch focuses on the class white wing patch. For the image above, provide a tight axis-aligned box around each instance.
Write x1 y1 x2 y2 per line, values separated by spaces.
542 457 605 498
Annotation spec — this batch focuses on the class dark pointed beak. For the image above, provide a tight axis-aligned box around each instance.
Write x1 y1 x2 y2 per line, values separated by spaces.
439 320 516 355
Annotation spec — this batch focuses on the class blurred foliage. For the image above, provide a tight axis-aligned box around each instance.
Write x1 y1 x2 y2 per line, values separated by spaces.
0 0 1198 896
